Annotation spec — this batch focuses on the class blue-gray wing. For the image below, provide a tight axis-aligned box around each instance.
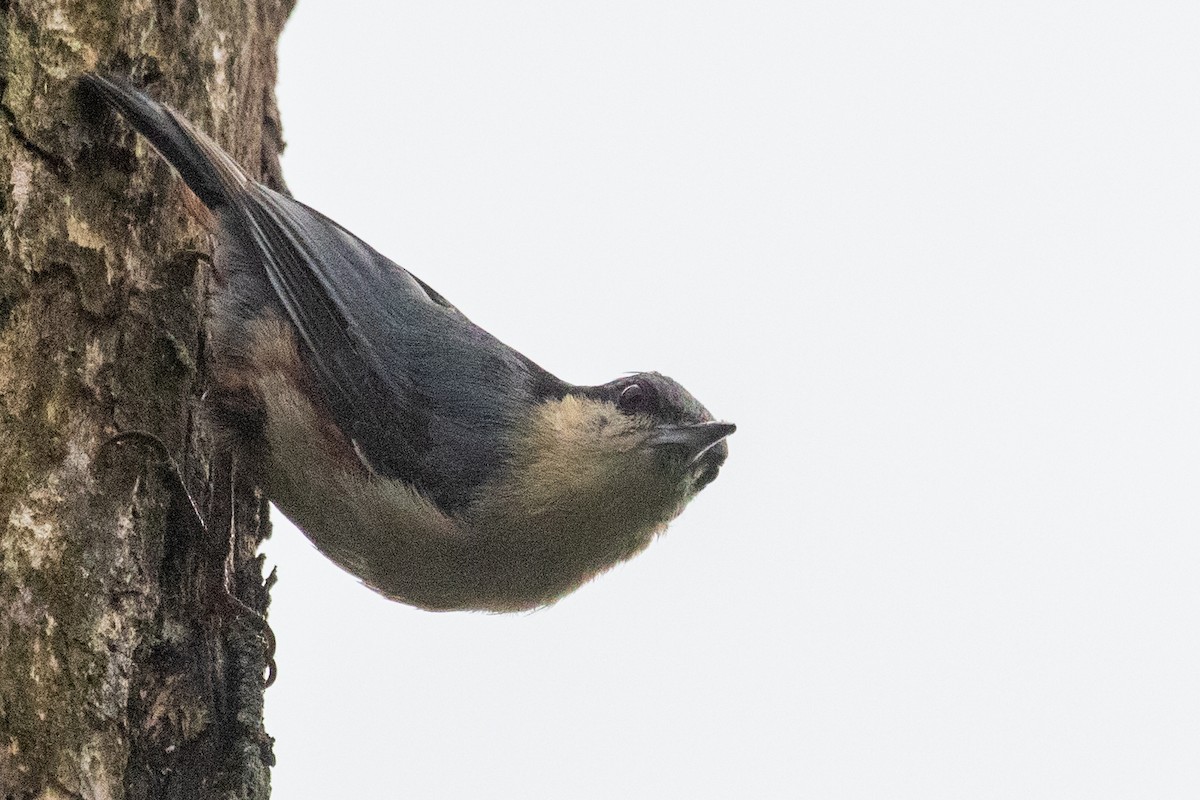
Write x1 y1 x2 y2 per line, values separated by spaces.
228 185 563 511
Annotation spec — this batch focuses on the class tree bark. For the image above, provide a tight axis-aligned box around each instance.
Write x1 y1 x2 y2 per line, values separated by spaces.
0 1 293 796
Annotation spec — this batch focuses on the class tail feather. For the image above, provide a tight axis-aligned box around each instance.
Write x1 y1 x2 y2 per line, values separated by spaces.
81 73 244 210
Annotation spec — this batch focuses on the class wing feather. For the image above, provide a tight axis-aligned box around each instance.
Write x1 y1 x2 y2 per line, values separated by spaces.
226 185 563 510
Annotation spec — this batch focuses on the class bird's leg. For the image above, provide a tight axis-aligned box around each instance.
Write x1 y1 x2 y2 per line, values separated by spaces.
102 430 276 687
104 430 207 534
209 447 277 686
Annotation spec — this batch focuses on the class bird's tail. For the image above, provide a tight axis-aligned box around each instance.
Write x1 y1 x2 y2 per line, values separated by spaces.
81 72 245 210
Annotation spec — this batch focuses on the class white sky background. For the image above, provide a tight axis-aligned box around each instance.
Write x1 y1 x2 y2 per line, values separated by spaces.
264 3 1199 798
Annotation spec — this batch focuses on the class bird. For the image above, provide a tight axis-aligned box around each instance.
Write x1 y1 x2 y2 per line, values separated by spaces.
81 72 735 612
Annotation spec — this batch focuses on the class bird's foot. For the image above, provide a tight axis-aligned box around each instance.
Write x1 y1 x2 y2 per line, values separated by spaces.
100 430 277 687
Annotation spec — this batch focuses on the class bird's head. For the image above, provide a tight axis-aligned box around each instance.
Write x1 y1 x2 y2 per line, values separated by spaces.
588 371 734 501
483 371 734 537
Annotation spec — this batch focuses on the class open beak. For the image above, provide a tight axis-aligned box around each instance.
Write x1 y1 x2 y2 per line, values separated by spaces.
648 421 737 463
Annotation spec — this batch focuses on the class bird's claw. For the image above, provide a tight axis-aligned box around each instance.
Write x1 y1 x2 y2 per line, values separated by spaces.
101 429 276 687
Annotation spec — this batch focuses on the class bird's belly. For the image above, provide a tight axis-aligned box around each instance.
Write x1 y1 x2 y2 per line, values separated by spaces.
268 461 664 612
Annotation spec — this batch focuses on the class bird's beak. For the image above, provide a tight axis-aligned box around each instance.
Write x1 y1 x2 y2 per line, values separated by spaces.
648 421 737 463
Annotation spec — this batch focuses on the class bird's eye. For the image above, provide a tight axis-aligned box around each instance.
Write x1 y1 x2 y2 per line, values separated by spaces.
618 383 653 414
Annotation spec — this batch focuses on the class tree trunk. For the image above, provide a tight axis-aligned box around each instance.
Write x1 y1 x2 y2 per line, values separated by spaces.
0 1 293 797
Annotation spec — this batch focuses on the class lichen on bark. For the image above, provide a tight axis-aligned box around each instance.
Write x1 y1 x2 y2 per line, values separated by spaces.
0 0 294 797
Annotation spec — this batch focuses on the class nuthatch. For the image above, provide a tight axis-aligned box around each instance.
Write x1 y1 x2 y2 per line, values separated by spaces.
83 73 735 612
